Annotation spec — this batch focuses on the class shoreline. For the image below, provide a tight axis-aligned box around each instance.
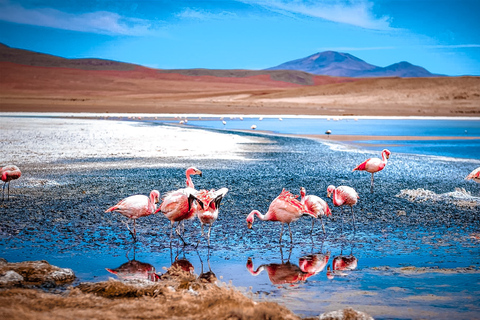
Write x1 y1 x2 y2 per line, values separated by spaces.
1 111 479 121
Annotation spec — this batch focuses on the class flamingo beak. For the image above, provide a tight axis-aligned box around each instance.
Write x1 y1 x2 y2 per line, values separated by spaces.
247 221 253 229
327 191 332 198
197 170 203 177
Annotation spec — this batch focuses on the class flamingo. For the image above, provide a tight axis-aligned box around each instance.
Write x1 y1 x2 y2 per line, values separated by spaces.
105 190 160 240
300 187 331 235
352 149 391 193
1 165 21 201
327 185 359 232
246 189 316 243
193 187 228 246
157 167 202 243
465 167 480 183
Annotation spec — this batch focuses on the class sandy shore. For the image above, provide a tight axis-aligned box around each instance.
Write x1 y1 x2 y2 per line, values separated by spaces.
0 116 276 167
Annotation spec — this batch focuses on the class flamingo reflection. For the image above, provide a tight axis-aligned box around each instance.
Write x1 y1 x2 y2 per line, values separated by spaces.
246 257 309 286
298 251 330 275
246 247 311 286
106 260 160 281
327 246 358 279
197 249 217 284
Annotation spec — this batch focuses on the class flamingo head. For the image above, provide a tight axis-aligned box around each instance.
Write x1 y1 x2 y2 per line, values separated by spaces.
326 265 334 280
327 185 335 198
300 187 306 198
383 149 391 159
186 167 203 177
151 190 161 204
246 210 258 229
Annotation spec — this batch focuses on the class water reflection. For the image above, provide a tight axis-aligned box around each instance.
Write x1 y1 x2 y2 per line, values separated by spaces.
106 248 160 281
299 251 330 275
246 246 332 286
197 248 217 284
246 257 309 286
327 244 358 279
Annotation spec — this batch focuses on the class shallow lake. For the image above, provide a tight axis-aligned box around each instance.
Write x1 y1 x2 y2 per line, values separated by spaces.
1 116 480 319
156 116 480 159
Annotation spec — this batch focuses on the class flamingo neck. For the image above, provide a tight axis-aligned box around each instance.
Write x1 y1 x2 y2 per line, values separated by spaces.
246 260 265 276
381 151 389 163
332 189 342 206
186 173 194 188
248 210 269 222
300 193 306 204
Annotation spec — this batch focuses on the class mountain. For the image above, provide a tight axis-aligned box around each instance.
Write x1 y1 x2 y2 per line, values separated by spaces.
0 42 137 71
266 51 439 78
0 42 354 86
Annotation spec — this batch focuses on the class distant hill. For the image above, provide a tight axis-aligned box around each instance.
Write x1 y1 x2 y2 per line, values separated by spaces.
0 43 352 86
0 42 137 71
266 51 440 78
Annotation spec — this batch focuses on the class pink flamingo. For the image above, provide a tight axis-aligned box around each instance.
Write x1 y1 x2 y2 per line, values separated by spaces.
1 165 21 201
105 190 160 240
193 187 228 246
352 149 391 193
465 167 480 183
300 187 331 235
156 167 202 243
327 185 359 232
246 189 316 243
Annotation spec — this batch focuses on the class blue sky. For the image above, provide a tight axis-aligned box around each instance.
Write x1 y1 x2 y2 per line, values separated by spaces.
0 0 479 76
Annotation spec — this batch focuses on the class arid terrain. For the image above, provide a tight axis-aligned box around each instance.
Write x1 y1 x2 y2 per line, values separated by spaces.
1 43 479 116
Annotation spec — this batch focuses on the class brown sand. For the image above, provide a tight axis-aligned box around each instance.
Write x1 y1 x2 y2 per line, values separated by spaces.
1 61 479 117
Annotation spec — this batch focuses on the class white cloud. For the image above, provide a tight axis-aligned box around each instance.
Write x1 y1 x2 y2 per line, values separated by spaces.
175 8 237 20
241 0 391 30
426 44 480 49
321 46 396 51
0 1 154 35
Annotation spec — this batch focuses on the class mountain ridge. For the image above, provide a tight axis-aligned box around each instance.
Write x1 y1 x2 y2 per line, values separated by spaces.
267 51 441 78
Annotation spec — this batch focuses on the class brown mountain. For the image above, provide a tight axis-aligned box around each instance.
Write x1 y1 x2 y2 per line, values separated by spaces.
0 43 478 116
267 51 440 78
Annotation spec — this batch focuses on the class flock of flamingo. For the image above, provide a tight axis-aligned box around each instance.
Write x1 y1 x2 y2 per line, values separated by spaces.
2 149 480 246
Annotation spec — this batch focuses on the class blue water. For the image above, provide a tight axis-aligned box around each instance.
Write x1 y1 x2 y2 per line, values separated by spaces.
155 117 480 159
2 116 480 319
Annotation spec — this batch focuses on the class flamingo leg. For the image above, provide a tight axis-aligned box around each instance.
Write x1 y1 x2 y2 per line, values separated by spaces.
207 224 212 247
123 219 136 241
310 218 315 235
320 215 326 235
170 222 174 239
2 183 5 201
279 223 284 244
288 224 293 244
8 182 10 200
370 173 374 193
175 223 187 246
351 206 356 234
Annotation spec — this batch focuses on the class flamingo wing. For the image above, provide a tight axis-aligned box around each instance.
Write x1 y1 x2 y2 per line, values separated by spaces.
305 195 331 217
352 158 371 172
159 188 196 221
466 167 480 181
271 189 316 220
105 195 149 218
